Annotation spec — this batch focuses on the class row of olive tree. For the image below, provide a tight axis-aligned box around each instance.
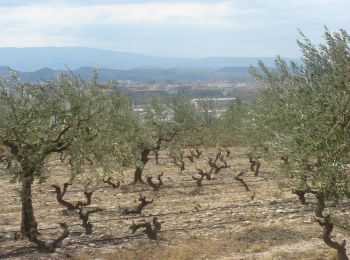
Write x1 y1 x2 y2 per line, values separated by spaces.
244 28 350 259
0 74 136 250
0 73 206 250
127 94 204 183
187 97 248 148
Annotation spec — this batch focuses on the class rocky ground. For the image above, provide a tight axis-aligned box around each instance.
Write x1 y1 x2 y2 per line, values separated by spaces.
1 147 350 259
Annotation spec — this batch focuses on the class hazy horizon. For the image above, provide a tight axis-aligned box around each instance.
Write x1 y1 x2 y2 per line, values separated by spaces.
0 46 299 60
0 47 299 71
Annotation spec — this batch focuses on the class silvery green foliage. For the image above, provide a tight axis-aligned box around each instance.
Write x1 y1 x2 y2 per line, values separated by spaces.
0 74 131 181
130 94 202 162
249 28 350 200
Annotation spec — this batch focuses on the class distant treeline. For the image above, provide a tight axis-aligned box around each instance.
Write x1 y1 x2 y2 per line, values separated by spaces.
0 66 254 83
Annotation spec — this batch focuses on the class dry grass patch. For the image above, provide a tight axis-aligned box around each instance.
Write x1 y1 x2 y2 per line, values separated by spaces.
266 249 332 260
103 226 311 260
70 254 92 260
233 226 312 253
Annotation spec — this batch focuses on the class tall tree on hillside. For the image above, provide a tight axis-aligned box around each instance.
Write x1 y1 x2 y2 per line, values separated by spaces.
130 94 201 183
249 28 350 259
0 74 128 251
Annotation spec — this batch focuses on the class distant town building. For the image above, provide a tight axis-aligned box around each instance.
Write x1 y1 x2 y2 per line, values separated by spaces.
191 97 236 118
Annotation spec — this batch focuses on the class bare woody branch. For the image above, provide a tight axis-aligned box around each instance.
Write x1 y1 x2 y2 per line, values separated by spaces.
192 174 204 187
129 217 162 240
28 223 69 253
103 177 120 189
292 189 307 204
248 154 261 176
157 172 164 186
208 156 229 175
146 173 164 191
52 183 93 210
234 170 250 192
78 208 103 234
171 152 185 172
292 184 318 205
121 194 154 215
313 193 348 260
196 167 213 180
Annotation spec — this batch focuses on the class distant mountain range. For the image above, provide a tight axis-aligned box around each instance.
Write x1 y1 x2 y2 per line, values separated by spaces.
0 66 254 82
0 47 300 82
0 47 298 71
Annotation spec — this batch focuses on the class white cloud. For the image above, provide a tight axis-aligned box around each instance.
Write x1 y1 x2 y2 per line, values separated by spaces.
0 0 349 56
0 2 237 30
0 1 246 48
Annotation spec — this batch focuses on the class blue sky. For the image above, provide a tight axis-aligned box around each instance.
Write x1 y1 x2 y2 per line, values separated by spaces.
0 0 349 58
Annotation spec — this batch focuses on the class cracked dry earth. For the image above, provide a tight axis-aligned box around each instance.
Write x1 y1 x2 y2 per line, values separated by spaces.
1 147 350 260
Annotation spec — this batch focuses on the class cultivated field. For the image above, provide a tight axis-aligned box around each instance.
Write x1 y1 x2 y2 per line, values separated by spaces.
1 147 349 259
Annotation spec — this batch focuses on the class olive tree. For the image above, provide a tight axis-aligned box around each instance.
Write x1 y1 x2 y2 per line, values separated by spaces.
129 94 201 183
249 28 350 259
215 97 248 146
0 74 128 250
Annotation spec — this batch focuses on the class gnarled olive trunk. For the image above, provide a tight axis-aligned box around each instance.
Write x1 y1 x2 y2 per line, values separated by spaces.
21 172 38 235
133 148 152 184
134 166 145 183
314 193 349 260
133 137 163 184
154 150 159 165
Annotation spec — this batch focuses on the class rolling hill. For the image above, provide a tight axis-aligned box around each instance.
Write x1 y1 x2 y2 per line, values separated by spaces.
0 47 296 71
